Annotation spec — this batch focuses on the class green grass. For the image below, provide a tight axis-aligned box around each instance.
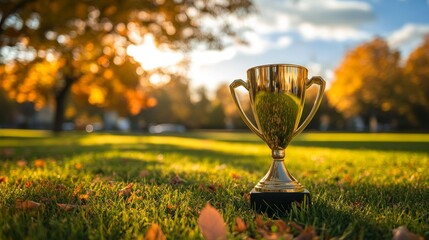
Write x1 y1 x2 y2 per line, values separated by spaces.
0 130 428 239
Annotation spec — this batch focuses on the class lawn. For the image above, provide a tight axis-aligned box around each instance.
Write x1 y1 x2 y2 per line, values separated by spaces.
0 130 428 239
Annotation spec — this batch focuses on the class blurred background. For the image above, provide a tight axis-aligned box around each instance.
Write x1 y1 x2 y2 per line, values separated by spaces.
1 0 428 133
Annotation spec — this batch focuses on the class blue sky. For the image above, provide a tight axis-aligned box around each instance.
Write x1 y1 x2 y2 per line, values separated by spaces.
188 0 429 94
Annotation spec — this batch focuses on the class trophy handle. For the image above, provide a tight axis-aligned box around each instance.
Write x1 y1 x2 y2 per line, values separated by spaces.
293 76 326 138
230 79 266 141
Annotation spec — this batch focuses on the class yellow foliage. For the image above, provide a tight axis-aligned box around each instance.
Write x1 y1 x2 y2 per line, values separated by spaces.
328 38 403 118
88 87 106 105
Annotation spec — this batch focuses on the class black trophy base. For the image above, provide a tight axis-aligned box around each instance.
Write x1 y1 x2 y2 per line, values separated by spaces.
250 188 311 216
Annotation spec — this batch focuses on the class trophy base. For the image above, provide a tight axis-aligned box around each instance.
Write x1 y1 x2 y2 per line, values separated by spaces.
250 188 311 216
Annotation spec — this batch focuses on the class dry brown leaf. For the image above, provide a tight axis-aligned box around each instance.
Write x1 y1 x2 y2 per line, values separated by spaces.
392 226 424 240
73 184 83 196
24 180 33 188
289 221 304 232
17 160 27 167
273 220 290 234
255 215 265 228
234 217 247 233
144 223 166 240
243 193 250 202
57 203 78 211
231 173 241 180
198 203 228 240
0 176 7 184
34 159 46 168
16 200 42 210
170 174 184 186
119 183 134 197
294 226 318 240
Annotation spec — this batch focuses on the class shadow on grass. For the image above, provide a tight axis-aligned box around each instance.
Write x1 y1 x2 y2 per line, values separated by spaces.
293 181 429 239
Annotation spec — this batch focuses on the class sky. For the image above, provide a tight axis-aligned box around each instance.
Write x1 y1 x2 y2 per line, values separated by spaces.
185 0 429 95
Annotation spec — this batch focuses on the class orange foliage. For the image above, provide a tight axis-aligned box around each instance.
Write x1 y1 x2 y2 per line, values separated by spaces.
328 38 404 119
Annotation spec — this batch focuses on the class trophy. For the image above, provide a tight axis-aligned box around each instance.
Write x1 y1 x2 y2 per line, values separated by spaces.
230 64 325 215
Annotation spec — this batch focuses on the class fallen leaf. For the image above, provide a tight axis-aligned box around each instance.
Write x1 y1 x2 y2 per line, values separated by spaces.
57 203 78 211
342 174 354 185
0 176 7 184
273 220 289 234
73 184 83 196
243 193 250 202
198 203 227 240
234 217 247 233
392 226 424 240
170 174 184 186
144 223 166 240
294 226 318 240
119 183 134 197
34 159 45 168
231 173 241 180
24 180 33 188
74 163 83 170
16 200 42 210
289 221 304 232
17 160 27 167
255 215 265 228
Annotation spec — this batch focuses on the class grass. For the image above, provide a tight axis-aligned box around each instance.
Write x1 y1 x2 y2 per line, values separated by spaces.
0 130 428 239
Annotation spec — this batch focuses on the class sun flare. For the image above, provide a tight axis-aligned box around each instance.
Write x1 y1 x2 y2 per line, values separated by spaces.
127 34 183 71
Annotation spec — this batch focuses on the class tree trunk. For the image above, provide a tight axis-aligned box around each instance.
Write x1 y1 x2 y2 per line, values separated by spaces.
52 76 75 132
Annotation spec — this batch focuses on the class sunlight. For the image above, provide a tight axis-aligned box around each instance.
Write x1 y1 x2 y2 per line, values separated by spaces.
127 34 183 71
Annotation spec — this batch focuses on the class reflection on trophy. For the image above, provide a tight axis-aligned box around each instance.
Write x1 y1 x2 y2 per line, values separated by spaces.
230 64 325 215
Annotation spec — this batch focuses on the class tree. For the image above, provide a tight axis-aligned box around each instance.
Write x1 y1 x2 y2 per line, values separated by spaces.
0 0 252 131
327 37 408 130
140 75 193 127
192 86 211 128
403 35 429 128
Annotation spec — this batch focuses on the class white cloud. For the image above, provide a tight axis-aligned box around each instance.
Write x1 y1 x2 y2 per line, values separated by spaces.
189 0 374 68
387 24 429 49
299 23 370 41
250 0 374 41
275 36 293 48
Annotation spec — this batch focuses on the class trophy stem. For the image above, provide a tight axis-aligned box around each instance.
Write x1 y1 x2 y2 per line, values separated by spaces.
254 149 304 192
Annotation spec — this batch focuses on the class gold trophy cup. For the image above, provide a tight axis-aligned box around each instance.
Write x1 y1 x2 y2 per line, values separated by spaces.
230 64 325 214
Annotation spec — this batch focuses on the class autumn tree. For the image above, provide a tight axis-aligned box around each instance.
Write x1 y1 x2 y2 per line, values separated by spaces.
403 35 429 128
327 37 409 130
140 75 193 127
0 0 252 131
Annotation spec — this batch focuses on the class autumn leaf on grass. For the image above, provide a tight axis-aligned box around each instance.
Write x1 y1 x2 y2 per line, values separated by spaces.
57 203 78 211
198 203 227 240
231 173 241 181
170 174 185 186
392 226 424 240
255 216 293 240
144 223 166 240
16 200 42 210
0 176 7 184
74 163 83 170
17 160 27 167
119 183 134 197
34 159 46 168
294 226 318 240
234 217 247 233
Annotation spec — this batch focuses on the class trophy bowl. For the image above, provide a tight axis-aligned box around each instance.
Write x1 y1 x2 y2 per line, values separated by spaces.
230 64 325 215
